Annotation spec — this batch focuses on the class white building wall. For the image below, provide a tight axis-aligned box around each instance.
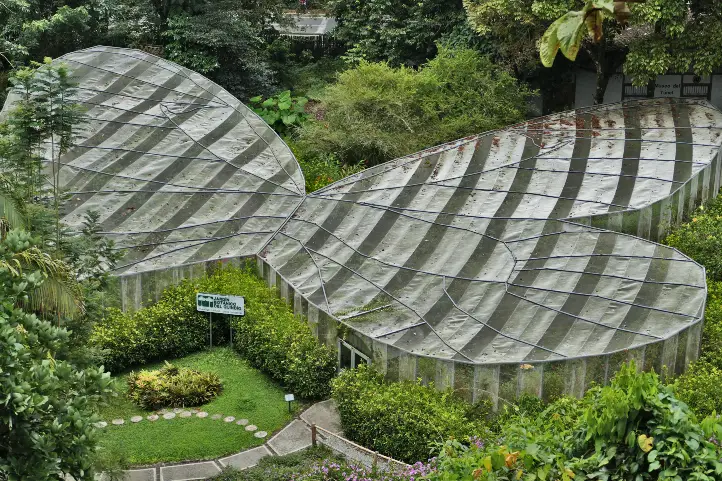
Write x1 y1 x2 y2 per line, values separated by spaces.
575 71 722 110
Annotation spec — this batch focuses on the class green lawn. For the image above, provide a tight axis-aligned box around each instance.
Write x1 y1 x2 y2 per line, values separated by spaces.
97 348 296 465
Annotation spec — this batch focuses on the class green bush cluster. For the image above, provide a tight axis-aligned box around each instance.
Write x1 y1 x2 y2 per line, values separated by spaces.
287 140 366 192
92 264 336 399
296 46 532 167
428 363 722 481
200 268 337 400
90 283 209 372
331 365 487 463
674 280 722 416
664 193 722 416
249 90 309 136
665 195 722 281
127 362 222 410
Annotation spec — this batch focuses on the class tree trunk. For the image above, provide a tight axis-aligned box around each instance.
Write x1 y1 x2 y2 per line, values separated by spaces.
594 65 611 105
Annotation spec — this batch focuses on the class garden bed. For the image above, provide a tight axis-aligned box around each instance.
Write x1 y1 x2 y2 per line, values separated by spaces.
97 348 296 465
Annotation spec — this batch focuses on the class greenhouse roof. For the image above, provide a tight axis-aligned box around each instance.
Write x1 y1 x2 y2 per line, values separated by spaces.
5 47 719 364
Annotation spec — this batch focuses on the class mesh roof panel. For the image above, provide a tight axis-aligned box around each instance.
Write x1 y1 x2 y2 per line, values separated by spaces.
263 101 719 363
50 47 305 275
3 47 717 364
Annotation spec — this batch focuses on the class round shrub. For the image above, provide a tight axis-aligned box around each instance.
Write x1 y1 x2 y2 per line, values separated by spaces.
331 365 487 463
127 362 222 410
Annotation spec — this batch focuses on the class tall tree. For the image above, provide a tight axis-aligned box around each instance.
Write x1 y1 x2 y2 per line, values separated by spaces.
328 0 474 67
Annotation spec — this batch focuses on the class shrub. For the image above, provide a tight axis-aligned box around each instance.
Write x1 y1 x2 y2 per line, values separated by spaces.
331 365 487 463
207 446 343 481
427 362 722 481
249 90 309 136
665 194 722 281
92 264 336 399
90 283 209 372
127 362 222 410
297 46 532 166
673 281 722 416
286 140 366 192
202 267 337 400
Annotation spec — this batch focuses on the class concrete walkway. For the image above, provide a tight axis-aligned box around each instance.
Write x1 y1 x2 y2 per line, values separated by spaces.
110 400 343 481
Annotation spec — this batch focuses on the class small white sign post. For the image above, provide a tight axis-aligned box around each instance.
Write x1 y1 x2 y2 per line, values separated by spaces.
285 393 295 413
196 293 245 347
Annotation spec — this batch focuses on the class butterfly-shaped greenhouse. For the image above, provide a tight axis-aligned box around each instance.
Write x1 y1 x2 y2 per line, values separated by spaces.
12 47 722 405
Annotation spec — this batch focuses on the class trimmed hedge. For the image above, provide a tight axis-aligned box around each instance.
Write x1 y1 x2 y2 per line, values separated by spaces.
91 264 336 399
331 365 487 463
200 267 337 400
91 284 208 372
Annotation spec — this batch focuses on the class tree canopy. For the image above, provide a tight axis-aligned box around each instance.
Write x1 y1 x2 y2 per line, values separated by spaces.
465 0 722 104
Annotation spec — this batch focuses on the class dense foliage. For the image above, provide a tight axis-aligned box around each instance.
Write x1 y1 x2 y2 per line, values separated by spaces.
327 0 471 67
466 0 722 104
92 265 336 399
0 229 113 481
428 363 722 481
332 365 486 463
90 283 209 372
298 46 531 166
209 266 337 400
127 362 222 410
249 90 310 136
160 0 282 99
209 447 343 481
666 197 722 282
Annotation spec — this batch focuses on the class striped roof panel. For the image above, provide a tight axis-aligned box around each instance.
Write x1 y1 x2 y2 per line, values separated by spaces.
263 101 720 363
51 47 305 275
6 47 717 364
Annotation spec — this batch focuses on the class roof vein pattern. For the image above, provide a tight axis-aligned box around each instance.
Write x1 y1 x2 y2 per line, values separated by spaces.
263 98 721 364
5 47 719 370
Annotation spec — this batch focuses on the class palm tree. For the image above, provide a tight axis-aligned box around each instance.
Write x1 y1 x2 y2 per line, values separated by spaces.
0 174 83 320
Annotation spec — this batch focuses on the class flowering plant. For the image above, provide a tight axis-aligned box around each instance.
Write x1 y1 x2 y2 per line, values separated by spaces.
291 459 436 481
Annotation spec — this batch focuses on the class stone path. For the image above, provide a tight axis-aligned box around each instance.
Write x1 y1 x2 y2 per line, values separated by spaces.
97 408 268 440
102 400 343 481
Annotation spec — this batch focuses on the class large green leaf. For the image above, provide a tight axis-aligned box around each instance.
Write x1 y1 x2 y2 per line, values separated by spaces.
540 11 584 67
540 0 615 67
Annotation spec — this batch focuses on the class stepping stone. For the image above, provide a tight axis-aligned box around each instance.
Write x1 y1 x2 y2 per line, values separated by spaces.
163 412 176 420
254 431 267 438
245 424 257 432
173 407 183 413
130 416 143 423
147 414 159 421
223 416 235 423
180 411 193 418
111 419 124 426
236 419 249 426
210 414 222 420
196 411 208 418
94 421 107 428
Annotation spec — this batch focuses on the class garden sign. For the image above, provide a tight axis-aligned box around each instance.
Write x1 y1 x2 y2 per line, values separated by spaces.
196 293 245 347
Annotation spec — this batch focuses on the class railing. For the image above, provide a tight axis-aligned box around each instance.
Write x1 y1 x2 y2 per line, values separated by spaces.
310 423 410 472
